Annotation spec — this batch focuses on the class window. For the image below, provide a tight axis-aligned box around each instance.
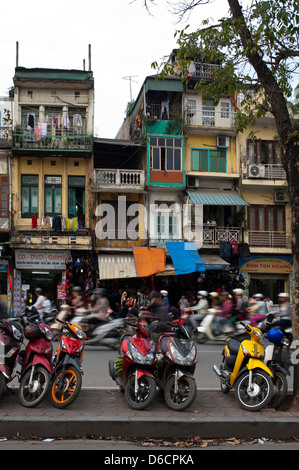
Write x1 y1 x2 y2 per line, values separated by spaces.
247 139 282 165
202 99 215 126
150 137 182 171
220 100 230 119
248 205 285 232
153 201 180 240
44 176 62 216
21 175 38 218
0 175 9 218
68 176 85 227
187 98 197 118
191 148 226 173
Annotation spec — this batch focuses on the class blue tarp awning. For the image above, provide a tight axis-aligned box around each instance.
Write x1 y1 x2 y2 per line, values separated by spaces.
166 241 206 275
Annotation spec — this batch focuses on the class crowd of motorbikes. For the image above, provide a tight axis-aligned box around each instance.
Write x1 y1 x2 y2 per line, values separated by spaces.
0 294 294 413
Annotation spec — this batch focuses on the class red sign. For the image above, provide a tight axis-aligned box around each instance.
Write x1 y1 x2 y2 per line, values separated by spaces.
57 285 66 300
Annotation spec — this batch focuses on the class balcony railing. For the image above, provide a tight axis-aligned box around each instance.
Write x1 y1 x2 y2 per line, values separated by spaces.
12 134 92 152
93 169 145 191
248 231 290 248
186 106 236 128
245 163 286 180
203 226 243 245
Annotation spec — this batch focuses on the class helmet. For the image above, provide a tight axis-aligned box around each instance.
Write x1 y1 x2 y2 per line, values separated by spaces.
198 290 208 297
72 286 82 292
267 328 284 344
209 292 219 298
35 288 43 295
253 293 264 299
160 290 168 295
278 293 289 298
24 324 42 341
93 288 107 295
233 288 244 295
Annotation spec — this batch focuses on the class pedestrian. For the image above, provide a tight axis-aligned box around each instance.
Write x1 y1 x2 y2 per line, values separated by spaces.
135 289 146 309
178 294 189 313
265 296 273 312
276 293 292 328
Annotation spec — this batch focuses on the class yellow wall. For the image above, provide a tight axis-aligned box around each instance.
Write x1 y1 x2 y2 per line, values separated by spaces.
185 135 238 176
13 156 91 229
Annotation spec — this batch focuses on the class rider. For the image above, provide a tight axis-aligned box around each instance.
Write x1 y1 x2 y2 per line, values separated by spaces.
87 288 111 327
31 287 45 322
248 293 267 327
276 293 292 328
188 290 209 329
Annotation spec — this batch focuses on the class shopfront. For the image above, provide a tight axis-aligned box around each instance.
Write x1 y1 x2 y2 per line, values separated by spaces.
239 256 292 303
14 250 67 315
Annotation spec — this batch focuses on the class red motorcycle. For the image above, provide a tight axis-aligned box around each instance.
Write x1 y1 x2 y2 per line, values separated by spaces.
18 320 54 408
109 319 157 410
50 319 86 408
0 319 23 398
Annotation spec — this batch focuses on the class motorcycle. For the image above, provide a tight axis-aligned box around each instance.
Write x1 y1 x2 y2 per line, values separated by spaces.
109 319 157 410
50 318 86 408
263 321 293 409
213 315 274 411
74 310 125 348
17 319 54 408
194 308 239 343
0 319 23 398
155 322 198 411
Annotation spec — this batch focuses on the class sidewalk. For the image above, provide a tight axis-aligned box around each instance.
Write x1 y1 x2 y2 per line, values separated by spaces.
0 388 299 440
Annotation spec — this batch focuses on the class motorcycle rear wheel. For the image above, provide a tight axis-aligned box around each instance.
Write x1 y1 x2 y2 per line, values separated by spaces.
164 375 197 411
18 366 51 408
125 374 156 410
51 365 82 409
235 369 273 412
0 374 6 400
269 371 288 409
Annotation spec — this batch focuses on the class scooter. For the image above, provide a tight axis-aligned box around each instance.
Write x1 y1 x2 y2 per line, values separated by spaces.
17 319 54 408
155 322 198 411
195 308 238 343
263 320 293 409
50 318 86 408
0 319 23 398
213 315 274 411
109 319 157 410
75 310 125 348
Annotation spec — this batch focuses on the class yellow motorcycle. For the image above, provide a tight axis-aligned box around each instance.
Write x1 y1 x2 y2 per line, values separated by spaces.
213 320 274 411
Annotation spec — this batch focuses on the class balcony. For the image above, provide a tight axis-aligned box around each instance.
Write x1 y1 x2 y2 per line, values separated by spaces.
12 133 92 154
244 163 286 181
186 106 236 129
93 169 145 192
248 231 290 248
202 226 243 246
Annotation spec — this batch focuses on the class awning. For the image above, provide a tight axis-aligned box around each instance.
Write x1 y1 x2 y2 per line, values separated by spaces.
200 253 230 270
98 254 137 280
133 247 166 277
187 191 249 206
166 241 205 275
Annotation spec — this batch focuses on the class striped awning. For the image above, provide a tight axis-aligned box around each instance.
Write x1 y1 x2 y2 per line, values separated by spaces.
187 191 248 206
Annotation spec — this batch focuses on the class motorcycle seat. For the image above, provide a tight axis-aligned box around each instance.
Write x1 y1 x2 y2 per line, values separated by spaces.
227 338 241 355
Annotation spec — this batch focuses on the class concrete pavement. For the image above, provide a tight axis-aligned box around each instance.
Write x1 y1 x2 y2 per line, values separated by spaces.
0 387 299 441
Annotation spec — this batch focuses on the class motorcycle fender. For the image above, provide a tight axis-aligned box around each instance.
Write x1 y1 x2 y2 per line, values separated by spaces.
176 368 194 380
247 358 274 378
274 363 291 376
62 355 83 374
32 355 53 375
0 364 11 379
136 368 154 380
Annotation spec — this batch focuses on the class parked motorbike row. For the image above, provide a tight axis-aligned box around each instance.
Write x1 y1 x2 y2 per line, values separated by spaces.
0 308 86 409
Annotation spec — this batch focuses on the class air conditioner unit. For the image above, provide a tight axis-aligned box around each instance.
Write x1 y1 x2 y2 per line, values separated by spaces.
217 136 230 148
248 164 266 178
274 190 289 203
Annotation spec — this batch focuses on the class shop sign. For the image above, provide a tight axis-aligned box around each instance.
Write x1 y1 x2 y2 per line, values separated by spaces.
57 285 66 300
15 250 67 269
239 256 292 274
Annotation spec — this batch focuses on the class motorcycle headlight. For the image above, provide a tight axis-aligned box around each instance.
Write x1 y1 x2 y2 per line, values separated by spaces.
169 343 196 365
129 343 155 364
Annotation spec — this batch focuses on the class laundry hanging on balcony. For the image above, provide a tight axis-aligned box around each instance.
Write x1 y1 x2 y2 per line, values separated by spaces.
166 241 206 275
133 247 166 277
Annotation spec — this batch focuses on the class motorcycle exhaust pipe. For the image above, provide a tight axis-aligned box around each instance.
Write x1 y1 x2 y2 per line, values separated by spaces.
213 365 225 379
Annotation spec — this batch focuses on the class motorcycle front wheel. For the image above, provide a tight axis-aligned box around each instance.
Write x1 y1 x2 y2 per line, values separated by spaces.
125 374 156 410
18 366 51 408
164 375 197 411
51 365 82 409
269 371 288 409
235 369 274 412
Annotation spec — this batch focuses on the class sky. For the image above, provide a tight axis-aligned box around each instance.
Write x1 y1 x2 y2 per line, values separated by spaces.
0 0 235 138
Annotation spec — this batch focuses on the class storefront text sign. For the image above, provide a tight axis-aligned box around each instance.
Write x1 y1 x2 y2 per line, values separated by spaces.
15 250 67 270
239 257 292 274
